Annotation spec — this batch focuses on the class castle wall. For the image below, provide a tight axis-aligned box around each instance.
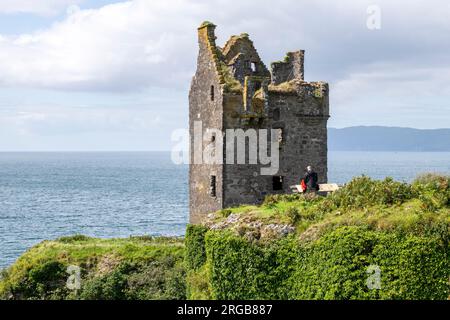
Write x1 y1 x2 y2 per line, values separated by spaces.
271 51 305 85
189 23 329 222
189 24 224 224
222 93 272 207
268 82 329 189
221 82 329 208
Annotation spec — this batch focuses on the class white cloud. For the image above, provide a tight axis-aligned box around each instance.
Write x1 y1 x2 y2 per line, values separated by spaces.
0 0 449 94
0 0 84 16
329 61 450 129
0 0 203 90
333 63 450 104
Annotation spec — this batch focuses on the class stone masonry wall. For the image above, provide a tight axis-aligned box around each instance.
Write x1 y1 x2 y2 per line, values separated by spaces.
222 81 329 208
268 81 329 190
271 51 305 85
189 23 224 224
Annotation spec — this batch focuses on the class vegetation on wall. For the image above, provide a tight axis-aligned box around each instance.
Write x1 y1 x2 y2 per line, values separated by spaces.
185 224 208 271
186 174 450 300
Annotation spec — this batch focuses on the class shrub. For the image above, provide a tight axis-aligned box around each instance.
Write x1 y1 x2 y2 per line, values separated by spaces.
204 231 298 299
413 173 449 187
186 225 449 300
372 233 449 299
330 176 414 209
285 206 300 224
290 226 378 299
185 224 208 271
263 194 279 208
80 258 187 300
13 261 69 300
125 258 186 300
80 263 130 300
187 265 212 300
263 193 304 207
291 226 449 299
412 173 449 210
57 235 92 243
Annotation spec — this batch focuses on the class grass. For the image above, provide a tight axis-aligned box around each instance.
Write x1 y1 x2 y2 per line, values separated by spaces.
10 235 183 265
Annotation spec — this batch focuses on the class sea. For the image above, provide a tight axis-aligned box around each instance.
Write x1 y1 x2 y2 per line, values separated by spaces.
0 151 449 268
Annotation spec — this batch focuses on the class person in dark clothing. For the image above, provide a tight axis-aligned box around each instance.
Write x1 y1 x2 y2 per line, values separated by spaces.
302 166 319 193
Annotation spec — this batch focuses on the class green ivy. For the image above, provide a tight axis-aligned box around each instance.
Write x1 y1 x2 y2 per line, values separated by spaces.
185 224 208 271
187 226 449 300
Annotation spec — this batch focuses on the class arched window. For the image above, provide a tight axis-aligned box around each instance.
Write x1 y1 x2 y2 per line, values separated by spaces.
210 85 214 101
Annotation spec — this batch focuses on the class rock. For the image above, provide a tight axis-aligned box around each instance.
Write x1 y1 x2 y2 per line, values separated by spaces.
204 211 295 241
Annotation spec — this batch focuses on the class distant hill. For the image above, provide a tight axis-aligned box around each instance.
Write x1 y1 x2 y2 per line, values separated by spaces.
328 126 450 151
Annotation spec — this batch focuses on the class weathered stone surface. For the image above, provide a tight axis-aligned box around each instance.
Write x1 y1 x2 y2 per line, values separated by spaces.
189 23 224 224
189 22 329 224
203 213 295 241
271 51 305 84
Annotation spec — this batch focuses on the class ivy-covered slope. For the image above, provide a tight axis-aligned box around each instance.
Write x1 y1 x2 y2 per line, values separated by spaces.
186 174 450 300
0 236 186 300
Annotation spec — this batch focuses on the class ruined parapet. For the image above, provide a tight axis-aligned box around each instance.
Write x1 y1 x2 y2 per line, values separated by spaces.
243 76 269 114
270 51 305 85
197 21 226 86
222 33 271 86
196 21 243 93
198 21 217 44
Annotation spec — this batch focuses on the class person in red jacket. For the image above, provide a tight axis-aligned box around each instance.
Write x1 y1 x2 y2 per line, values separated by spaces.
301 165 319 193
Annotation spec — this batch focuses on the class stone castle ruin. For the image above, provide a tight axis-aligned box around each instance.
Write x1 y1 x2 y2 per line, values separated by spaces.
189 22 329 223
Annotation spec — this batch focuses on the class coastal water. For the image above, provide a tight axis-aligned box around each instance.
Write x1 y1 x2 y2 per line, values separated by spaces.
1 151 449 268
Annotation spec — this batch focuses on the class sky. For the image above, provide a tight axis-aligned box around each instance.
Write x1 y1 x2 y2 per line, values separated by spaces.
0 0 449 151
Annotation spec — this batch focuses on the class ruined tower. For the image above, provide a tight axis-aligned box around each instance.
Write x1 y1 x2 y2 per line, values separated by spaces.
189 22 329 223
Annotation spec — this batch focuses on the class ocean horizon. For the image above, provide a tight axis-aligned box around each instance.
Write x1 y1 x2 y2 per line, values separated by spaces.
1 151 449 269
